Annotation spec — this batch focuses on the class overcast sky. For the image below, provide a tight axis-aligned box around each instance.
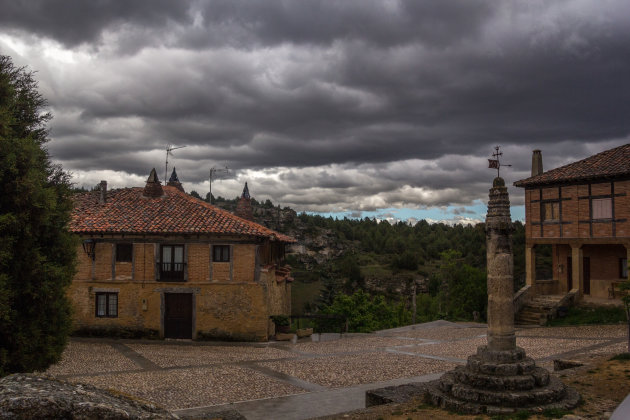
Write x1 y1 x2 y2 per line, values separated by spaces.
2 0 629 224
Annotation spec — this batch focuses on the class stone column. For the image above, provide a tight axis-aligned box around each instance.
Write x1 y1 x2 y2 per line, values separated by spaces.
485 177 515 351
571 245 583 298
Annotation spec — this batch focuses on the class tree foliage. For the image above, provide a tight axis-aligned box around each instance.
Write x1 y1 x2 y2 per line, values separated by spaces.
0 55 76 375
430 250 487 320
318 290 410 333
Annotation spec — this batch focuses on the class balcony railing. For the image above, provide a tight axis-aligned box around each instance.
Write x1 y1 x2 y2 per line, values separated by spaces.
159 262 186 282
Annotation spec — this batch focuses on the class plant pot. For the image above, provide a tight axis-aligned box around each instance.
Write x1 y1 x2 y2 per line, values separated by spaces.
296 328 313 338
275 325 290 334
275 333 294 341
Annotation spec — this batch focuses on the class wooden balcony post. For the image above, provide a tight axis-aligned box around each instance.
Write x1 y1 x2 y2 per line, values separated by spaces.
525 246 536 287
571 244 584 299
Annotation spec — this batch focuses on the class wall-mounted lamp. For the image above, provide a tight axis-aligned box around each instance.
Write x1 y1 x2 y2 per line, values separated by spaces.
82 239 96 260
557 264 564 274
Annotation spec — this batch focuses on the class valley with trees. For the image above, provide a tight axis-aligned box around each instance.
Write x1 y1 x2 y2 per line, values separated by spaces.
204 193 540 332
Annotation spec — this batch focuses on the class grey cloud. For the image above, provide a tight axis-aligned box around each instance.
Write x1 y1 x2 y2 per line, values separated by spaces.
4 1 630 215
0 0 193 47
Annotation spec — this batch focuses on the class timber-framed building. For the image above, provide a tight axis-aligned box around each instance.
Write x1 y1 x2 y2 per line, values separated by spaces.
514 144 630 302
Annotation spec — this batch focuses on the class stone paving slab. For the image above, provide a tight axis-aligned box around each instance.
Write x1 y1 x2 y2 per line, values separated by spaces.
45 342 140 376
72 365 306 410
381 326 487 341
259 352 456 388
175 372 444 420
127 343 294 368
516 325 625 339
290 336 424 355
517 337 608 359
44 321 629 418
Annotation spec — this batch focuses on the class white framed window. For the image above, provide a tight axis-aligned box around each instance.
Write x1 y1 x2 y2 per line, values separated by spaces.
592 198 612 219
95 292 118 317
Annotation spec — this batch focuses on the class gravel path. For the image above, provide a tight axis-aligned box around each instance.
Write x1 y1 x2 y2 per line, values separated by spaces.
45 342 140 376
127 343 294 368
45 322 628 412
259 352 456 388
73 366 306 409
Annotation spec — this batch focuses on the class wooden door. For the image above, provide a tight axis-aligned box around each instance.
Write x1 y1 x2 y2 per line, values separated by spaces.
164 293 193 339
567 257 572 291
583 257 590 295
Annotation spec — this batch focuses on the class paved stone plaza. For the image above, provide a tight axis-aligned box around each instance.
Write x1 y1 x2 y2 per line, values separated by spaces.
45 321 627 419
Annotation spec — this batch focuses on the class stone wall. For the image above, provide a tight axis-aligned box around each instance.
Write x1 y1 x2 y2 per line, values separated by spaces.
69 239 290 341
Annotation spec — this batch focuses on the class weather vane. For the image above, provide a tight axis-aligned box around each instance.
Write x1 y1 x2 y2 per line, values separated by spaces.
488 146 511 178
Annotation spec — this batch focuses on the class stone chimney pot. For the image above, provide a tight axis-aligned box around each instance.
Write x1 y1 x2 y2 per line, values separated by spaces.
99 180 107 204
531 150 543 177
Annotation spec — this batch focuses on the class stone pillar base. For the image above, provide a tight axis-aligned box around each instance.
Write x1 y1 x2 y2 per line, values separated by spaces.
424 346 579 415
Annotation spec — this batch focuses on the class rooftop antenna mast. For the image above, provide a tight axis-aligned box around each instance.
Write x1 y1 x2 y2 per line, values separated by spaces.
209 166 230 203
487 145 512 178
165 144 186 182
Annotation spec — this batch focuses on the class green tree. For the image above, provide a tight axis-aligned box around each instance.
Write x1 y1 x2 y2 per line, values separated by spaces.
319 290 409 332
0 55 76 375
431 250 487 320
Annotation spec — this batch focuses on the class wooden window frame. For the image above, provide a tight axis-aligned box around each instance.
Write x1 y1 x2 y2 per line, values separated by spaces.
592 198 612 220
160 244 186 282
542 201 559 222
115 243 133 263
213 245 231 262
95 292 118 318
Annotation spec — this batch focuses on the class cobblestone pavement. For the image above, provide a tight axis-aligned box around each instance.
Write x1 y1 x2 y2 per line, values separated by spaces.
45 321 627 419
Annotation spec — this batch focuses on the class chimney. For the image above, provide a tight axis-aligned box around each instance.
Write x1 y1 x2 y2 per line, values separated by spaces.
235 182 254 221
531 150 543 177
143 168 164 198
167 167 185 192
99 180 107 204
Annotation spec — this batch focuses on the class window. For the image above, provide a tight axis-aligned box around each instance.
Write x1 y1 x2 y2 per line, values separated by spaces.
160 245 185 281
95 292 118 317
116 243 133 262
592 198 612 219
542 202 559 222
213 245 230 262
621 258 628 279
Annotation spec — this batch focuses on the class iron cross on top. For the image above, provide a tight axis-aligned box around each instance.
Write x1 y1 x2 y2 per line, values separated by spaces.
488 146 512 178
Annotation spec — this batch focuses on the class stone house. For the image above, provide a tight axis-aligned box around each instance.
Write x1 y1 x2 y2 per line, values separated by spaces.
68 168 294 341
514 144 630 301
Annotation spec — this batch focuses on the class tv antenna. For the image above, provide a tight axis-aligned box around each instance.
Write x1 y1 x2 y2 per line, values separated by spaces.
165 144 186 182
209 166 230 203
487 145 512 178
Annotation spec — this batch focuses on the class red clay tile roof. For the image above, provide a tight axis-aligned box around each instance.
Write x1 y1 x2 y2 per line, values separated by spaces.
70 186 296 242
514 143 630 188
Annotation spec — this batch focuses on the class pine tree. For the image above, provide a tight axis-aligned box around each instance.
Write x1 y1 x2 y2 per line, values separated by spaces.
0 55 76 375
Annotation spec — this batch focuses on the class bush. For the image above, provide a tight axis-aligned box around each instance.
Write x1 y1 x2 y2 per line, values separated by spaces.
548 306 626 326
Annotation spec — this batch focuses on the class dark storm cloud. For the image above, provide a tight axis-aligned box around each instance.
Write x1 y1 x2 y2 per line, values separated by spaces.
0 0 193 47
190 0 494 49
2 0 630 213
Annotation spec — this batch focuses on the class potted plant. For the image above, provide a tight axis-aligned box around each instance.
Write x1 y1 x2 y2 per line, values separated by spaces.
271 315 290 333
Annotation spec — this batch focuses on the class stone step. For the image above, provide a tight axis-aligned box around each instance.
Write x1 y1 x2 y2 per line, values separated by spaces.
425 380 581 415
449 376 568 407
452 366 550 391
